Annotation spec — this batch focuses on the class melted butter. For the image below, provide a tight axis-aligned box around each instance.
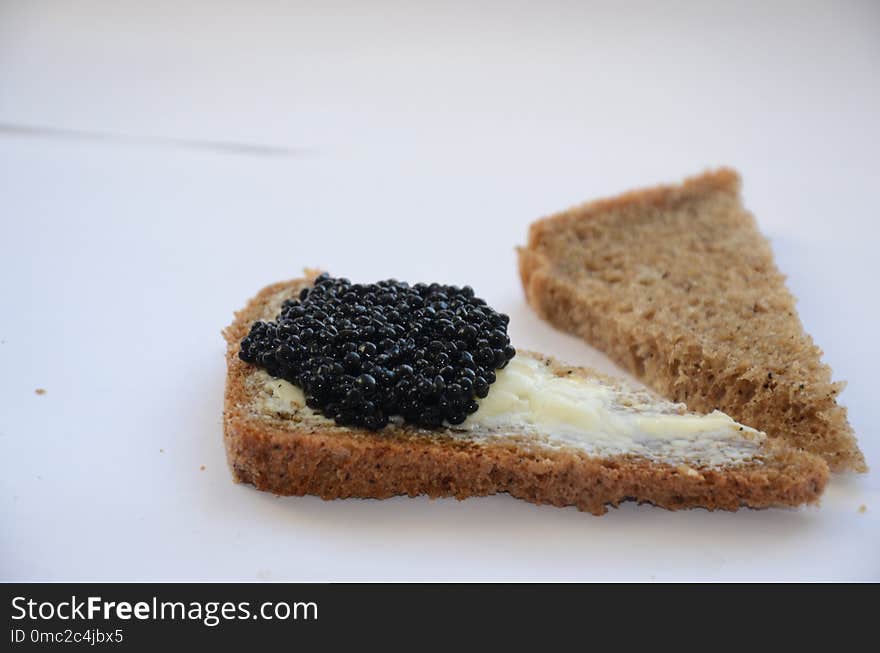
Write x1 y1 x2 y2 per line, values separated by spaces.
464 356 762 465
471 356 743 438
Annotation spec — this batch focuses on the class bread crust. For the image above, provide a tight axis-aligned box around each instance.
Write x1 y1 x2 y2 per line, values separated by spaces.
519 168 865 473
223 277 828 515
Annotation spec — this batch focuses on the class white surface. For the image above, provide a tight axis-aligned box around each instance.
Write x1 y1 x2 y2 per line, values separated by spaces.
1 0 878 581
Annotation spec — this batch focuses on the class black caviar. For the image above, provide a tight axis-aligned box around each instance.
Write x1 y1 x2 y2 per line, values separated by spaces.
239 273 516 430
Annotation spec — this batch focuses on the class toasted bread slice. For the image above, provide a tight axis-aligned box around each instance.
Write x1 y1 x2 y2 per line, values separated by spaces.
222 277 828 515
519 169 865 472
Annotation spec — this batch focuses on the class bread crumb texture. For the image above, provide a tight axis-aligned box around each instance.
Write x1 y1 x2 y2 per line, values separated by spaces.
222 276 829 515
519 168 865 473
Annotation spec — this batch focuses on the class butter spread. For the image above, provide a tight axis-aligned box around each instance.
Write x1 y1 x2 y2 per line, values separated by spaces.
263 377 306 412
460 356 762 465
257 354 762 467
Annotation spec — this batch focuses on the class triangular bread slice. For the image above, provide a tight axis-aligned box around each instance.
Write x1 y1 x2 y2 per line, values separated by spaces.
223 277 828 515
519 169 865 472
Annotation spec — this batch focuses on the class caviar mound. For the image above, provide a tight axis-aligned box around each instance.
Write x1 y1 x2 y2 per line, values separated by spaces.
239 273 516 430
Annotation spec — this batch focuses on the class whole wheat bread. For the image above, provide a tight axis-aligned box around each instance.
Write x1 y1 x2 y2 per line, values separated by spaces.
223 276 828 515
519 169 865 472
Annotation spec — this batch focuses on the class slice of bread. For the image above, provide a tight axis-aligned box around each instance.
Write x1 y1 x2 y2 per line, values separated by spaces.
222 276 828 515
519 168 865 472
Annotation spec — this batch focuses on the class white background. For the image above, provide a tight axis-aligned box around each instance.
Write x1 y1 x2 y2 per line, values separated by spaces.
1 0 878 581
